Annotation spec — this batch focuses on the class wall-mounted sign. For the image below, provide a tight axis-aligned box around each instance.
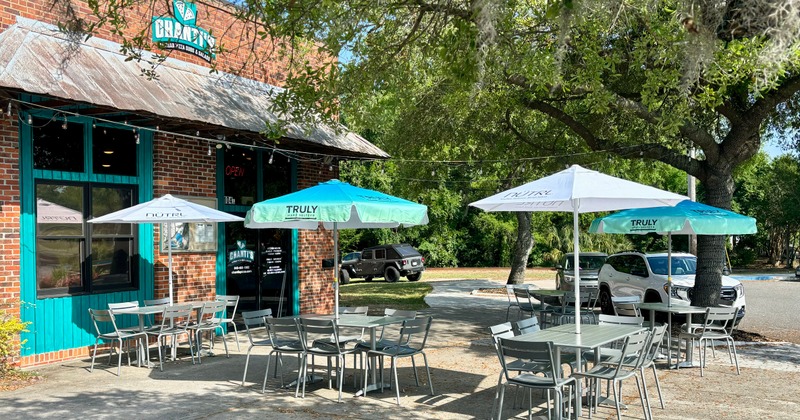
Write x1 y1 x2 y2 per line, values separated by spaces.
152 0 216 62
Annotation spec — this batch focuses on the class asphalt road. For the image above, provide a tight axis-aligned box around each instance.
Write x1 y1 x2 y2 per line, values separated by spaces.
737 279 800 343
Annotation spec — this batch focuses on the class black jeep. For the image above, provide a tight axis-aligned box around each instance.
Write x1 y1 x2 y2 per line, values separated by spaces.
340 244 425 284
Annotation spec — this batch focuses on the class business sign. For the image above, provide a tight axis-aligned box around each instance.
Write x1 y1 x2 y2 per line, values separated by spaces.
152 0 216 62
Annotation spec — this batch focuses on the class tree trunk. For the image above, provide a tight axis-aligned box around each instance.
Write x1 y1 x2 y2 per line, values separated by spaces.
691 170 733 307
507 212 534 285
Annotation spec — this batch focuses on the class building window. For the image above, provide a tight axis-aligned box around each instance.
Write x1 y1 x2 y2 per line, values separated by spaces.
36 183 136 296
223 148 257 206
92 126 138 176
33 118 84 172
262 155 291 199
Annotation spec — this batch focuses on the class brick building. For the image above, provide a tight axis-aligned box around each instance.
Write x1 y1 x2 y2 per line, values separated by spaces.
0 0 387 367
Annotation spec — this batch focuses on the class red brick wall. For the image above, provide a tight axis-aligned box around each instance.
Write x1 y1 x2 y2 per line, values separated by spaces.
0 107 21 367
151 133 219 303
296 160 339 314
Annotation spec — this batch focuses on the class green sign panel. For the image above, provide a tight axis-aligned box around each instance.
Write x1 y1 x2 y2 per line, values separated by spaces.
152 0 216 62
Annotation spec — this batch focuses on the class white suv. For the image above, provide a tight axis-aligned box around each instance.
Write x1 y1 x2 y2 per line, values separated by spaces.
597 251 746 320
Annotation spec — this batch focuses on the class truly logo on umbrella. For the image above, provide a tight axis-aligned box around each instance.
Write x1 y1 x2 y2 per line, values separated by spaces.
285 205 318 219
502 190 553 199
630 219 658 232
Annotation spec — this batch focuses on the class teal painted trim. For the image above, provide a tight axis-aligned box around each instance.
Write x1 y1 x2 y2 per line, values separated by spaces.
215 147 226 298
290 158 299 315
18 117 154 356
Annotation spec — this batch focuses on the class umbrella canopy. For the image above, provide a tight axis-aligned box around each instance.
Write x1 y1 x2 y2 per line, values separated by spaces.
589 200 757 235
244 179 429 317
470 164 688 333
589 199 756 306
88 194 243 304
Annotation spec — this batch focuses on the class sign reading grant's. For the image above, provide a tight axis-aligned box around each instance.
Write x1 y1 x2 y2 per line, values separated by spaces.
152 0 216 62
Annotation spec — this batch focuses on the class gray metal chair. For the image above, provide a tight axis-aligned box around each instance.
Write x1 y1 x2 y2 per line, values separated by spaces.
107 301 142 333
363 316 434 405
678 306 740 377
240 308 273 386
188 300 229 363
143 297 170 328
495 338 577 420
145 303 196 371
513 316 541 335
89 308 146 376
298 317 359 402
263 317 305 395
505 285 519 321
217 294 241 351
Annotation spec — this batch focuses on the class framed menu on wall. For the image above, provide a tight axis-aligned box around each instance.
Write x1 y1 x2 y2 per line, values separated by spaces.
160 196 219 253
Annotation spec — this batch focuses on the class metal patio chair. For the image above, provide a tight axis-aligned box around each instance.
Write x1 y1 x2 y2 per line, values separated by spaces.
298 317 359 402
89 308 146 376
263 316 305 395
216 294 241 351
678 306 740 377
240 308 273 386
145 303 196 371
188 300 229 363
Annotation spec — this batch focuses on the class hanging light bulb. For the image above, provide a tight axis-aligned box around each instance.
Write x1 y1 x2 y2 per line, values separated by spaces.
92 119 96 129
208 144 212 156
268 151 274 164
27 114 32 125
135 133 140 144
329 164 333 171
196 130 200 137
156 125 160 131
62 115 68 130
6 102 11 117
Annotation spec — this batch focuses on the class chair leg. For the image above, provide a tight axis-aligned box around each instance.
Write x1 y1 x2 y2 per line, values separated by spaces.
651 364 665 409
611 380 621 420
90 339 100 372
639 369 653 420
410 355 420 386
295 354 305 398
391 357 401 405
116 339 123 376
730 337 740 375
231 322 240 352
497 382 507 420
422 353 434 395
242 346 253 386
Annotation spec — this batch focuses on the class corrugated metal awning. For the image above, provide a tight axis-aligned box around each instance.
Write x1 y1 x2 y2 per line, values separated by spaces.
0 17 388 159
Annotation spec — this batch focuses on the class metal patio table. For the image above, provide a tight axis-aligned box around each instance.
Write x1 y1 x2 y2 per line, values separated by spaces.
636 302 708 369
112 305 167 367
300 313 412 396
506 323 645 415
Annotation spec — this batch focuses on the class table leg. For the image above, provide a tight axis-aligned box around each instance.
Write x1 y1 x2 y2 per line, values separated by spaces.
674 313 697 368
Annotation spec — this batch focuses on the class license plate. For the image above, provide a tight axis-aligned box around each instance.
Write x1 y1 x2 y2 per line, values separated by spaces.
412 261 418 266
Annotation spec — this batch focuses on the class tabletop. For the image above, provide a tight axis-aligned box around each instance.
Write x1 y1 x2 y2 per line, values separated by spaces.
112 305 167 316
507 323 645 349
528 289 568 297
636 302 708 314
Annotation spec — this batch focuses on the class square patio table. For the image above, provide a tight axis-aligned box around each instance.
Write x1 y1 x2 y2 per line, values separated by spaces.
296 313 412 396
112 305 168 367
636 302 708 368
506 323 645 415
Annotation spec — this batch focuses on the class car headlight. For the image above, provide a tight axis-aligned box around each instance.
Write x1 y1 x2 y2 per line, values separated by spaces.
734 283 744 298
664 283 692 301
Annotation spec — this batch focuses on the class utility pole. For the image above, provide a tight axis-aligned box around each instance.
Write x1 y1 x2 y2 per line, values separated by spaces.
688 148 697 255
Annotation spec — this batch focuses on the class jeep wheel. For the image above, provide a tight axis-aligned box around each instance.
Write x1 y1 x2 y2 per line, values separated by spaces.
598 287 614 315
339 269 350 285
384 266 400 283
364 276 373 282
407 272 422 282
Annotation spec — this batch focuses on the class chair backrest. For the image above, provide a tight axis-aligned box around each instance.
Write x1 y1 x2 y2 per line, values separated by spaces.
108 301 139 311
698 306 738 335
339 306 369 315
199 300 227 324
158 304 192 330
642 323 668 364
299 318 343 352
505 285 518 305
611 296 642 317
265 317 302 350
384 308 417 318
241 309 273 344
513 316 540 335
394 316 432 352
144 297 170 306
513 287 533 308
497 338 559 384
489 322 515 343
89 308 121 336
610 329 652 373
598 314 644 326
217 295 240 320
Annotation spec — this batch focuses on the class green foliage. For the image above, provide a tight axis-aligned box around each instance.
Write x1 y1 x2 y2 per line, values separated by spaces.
0 309 29 377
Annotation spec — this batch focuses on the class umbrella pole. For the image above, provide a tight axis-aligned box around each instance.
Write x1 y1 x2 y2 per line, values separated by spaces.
168 222 174 305
572 202 581 335
334 222 339 320
667 232 672 308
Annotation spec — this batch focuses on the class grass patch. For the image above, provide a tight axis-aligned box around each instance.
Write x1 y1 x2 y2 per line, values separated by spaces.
423 267 555 282
339 281 432 313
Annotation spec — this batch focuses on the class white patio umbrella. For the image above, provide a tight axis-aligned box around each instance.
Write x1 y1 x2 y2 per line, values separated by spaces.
469 164 688 333
88 194 243 304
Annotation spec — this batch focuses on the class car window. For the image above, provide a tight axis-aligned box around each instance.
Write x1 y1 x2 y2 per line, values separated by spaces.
375 249 386 259
581 256 607 270
607 256 628 274
362 250 373 260
387 248 401 259
647 256 697 275
629 256 649 277
394 245 421 257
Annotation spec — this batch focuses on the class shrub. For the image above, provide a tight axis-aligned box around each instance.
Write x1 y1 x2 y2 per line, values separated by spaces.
0 309 29 377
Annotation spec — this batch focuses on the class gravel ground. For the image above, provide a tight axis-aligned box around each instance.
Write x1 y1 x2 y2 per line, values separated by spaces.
1 278 798 419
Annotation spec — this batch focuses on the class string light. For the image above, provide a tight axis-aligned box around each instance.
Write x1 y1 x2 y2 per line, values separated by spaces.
268 150 274 164
27 114 32 125
92 119 96 129
135 133 140 144
62 115 68 130
208 144 212 156
6 102 11 117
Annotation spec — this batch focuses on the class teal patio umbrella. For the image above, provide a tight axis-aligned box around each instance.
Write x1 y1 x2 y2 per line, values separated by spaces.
244 180 429 317
589 199 757 305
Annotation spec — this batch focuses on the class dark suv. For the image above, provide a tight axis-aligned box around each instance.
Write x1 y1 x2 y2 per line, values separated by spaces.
340 244 425 283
